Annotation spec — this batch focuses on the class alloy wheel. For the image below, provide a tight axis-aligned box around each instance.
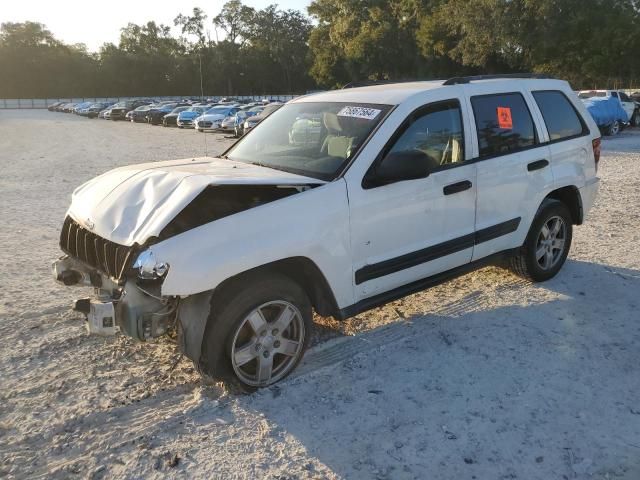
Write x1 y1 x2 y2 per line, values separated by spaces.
535 215 566 270
230 300 305 387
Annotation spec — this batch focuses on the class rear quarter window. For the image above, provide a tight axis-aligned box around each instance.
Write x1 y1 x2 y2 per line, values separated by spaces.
532 91 586 141
471 92 537 158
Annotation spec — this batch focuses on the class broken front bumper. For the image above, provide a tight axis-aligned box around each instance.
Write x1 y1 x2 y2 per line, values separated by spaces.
52 256 173 341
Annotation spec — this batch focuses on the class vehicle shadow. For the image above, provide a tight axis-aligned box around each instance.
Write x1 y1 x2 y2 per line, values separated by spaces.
220 259 640 478
16 259 640 479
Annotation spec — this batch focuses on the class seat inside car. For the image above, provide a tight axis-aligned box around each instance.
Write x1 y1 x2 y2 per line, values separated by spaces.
322 112 358 159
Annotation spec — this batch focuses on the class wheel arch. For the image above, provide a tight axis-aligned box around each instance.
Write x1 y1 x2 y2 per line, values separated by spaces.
176 256 341 366
544 185 583 225
210 256 340 318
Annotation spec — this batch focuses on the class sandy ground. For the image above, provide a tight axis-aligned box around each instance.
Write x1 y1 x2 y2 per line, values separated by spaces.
1 110 639 480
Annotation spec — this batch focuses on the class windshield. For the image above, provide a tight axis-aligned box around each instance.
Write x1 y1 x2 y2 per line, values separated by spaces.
171 106 189 114
226 102 391 181
205 106 232 115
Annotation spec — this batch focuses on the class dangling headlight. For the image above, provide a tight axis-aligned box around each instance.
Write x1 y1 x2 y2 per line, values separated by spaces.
133 250 169 279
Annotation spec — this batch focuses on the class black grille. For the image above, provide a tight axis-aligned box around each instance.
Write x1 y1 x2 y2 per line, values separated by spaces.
59 216 136 280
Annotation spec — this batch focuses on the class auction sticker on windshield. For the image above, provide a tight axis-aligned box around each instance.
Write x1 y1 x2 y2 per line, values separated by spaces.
337 106 381 120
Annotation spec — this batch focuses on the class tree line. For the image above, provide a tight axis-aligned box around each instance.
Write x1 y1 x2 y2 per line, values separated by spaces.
1 0 639 99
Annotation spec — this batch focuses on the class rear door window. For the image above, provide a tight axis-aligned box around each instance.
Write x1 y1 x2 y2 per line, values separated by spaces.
471 93 537 158
532 90 586 141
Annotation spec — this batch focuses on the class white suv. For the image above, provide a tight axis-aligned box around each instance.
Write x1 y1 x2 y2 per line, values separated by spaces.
53 75 601 389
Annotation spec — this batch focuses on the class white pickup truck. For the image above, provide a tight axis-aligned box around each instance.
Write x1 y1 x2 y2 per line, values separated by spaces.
579 89 640 128
53 75 601 389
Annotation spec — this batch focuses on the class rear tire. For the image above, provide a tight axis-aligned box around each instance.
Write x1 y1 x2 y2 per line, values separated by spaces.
199 273 312 391
510 200 573 282
607 120 621 136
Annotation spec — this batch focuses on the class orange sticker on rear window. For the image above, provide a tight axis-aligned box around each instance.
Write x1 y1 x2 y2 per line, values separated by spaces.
497 107 513 129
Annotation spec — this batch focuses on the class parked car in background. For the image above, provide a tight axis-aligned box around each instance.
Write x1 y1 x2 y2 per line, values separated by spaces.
162 106 191 127
194 105 241 132
579 90 639 127
177 106 210 128
580 94 630 135
129 105 155 123
100 108 112 120
230 106 264 136
72 102 94 114
56 102 73 112
86 102 113 119
110 100 153 121
242 103 283 135
52 76 601 389
146 103 186 125
47 101 65 111
62 103 78 113
289 115 323 146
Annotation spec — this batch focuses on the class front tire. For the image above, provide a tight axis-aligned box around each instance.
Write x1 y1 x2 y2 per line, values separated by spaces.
200 273 312 390
510 200 573 282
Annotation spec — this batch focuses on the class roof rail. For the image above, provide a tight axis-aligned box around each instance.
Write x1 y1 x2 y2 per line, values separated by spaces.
342 80 395 89
442 73 555 86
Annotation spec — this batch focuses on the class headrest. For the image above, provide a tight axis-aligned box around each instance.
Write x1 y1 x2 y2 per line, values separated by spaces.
323 112 342 133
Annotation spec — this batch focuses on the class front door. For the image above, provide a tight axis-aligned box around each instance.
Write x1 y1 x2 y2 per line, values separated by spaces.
347 99 478 302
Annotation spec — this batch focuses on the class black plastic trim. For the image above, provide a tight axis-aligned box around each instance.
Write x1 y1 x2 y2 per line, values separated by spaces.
443 180 472 195
355 217 521 285
527 159 549 171
443 74 554 86
341 248 520 319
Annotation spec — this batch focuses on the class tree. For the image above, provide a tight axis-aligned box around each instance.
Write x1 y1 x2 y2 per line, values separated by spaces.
174 8 208 47
307 0 450 87
247 6 313 92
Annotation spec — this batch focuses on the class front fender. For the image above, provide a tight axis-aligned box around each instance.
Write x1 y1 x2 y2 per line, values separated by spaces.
151 179 354 309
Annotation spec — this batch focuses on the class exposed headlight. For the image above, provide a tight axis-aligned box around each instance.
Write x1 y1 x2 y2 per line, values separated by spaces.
133 250 169 279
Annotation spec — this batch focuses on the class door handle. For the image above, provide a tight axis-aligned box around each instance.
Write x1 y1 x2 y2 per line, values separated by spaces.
443 180 472 195
527 159 549 171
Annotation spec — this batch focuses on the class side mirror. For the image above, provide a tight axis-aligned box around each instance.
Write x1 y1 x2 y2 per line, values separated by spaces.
367 150 434 187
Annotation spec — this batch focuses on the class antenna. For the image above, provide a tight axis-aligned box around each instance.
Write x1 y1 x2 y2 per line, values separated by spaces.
199 52 209 157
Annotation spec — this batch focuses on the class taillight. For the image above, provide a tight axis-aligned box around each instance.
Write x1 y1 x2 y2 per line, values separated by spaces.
592 137 601 170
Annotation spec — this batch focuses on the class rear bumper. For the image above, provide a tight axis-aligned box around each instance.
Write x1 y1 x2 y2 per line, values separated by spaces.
579 177 600 221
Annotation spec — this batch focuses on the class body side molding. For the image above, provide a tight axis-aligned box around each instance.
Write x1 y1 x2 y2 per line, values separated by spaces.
355 218 521 285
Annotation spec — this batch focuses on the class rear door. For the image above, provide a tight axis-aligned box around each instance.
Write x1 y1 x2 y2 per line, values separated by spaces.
465 87 553 261
529 89 592 192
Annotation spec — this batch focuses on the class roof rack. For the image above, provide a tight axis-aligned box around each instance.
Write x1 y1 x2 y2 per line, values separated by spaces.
342 80 396 89
443 73 555 86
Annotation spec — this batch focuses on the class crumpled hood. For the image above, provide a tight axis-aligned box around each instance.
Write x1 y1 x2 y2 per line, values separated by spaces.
68 157 324 246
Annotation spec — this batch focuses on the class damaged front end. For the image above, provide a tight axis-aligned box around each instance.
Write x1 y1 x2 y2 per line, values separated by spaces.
53 159 322 343
53 216 175 340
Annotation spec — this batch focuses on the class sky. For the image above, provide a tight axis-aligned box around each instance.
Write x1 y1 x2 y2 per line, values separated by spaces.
0 0 311 51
